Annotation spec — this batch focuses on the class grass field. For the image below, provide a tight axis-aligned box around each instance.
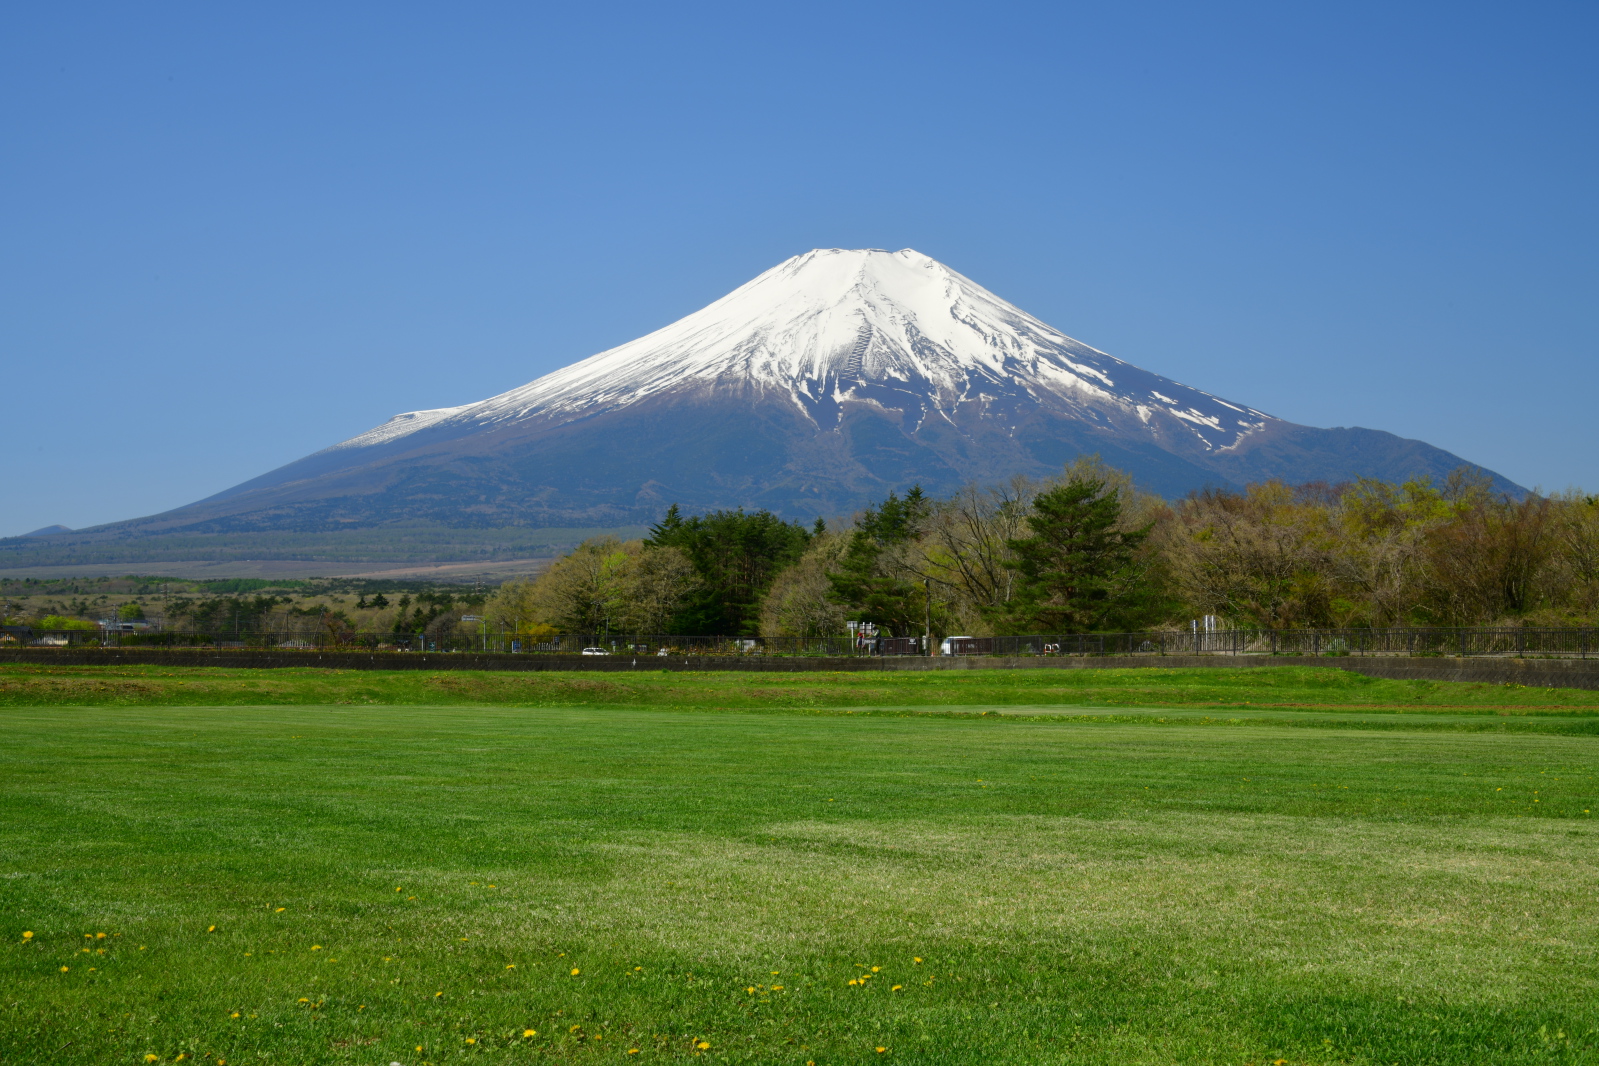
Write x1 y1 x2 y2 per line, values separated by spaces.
5 662 1599 719
3 666 1597 1064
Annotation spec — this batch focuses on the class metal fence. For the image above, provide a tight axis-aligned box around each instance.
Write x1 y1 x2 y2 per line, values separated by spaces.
501 634 927 657
938 628 1596 659
81 625 1595 658
512 628 1594 659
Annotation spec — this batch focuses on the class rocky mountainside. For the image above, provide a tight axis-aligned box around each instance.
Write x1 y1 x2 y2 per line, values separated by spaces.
72 248 1525 537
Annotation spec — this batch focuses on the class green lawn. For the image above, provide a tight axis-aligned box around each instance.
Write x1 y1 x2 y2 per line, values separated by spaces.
2 676 1597 1064
5 662 1599 717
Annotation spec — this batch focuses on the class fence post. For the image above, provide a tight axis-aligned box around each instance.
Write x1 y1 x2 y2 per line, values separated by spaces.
1458 628 1466 658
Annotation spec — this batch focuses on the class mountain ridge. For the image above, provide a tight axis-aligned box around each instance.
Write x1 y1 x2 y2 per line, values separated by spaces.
25 248 1523 548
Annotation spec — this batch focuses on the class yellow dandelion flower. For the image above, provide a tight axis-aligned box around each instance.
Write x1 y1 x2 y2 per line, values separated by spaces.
396 887 402 891
891 985 902 991
408 896 416 900
298 998 309 1003
310 945 321 951
230 1012 240 1018
912 957 922 963
523 1029 536 1038
634 966 643 971
207 925 216 933
772 985 784 991
96 932 106 939
506 964 515 970
875 1047 887 1054
22 931 32 940
746 986 755 994
416 1046 424 1053
570 1025 581 1033
847 979 858 986
465 1037 476 1044
274 907 285 913
871 966 880 972
628 1050 640 1056
59 966 69 972
84 933 92 939
145 1056 159 1063
697 1041 710 1049
571 968 581 976
434 991 443 997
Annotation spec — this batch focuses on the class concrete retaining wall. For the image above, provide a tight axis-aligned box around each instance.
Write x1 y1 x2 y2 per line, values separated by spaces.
4 647 1598 690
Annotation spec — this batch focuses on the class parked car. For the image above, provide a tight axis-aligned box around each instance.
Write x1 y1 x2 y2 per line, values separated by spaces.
580 647 610 656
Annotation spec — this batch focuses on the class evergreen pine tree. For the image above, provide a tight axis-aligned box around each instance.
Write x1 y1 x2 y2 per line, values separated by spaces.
1000 477 1150 632
827 487 931 635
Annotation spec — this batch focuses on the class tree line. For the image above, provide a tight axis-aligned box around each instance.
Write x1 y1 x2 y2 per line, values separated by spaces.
486 458 1599 640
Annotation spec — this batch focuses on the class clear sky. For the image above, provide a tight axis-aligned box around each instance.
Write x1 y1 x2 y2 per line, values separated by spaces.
3 1 1595 536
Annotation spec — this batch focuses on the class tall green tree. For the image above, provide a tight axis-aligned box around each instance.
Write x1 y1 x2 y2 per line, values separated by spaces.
647 505 813 634
827 487 932 636
997 476 1152 632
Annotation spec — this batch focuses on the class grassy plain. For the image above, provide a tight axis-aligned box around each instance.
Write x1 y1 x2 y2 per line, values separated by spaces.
5 662 1599 721
2 668 1597 1064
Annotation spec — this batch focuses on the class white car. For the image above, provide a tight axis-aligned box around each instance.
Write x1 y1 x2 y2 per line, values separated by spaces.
580 647 611 656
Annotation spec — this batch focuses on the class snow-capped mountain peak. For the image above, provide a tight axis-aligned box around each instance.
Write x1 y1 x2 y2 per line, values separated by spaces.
330 248 1276 456
140 247 1521 530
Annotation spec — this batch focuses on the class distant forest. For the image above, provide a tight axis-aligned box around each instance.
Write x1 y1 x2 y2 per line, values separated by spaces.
0 525 647 568
8 461 1593 648
487 458 1599 639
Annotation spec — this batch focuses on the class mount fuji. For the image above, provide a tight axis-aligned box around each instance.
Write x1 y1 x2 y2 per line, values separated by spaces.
115 248 1522 534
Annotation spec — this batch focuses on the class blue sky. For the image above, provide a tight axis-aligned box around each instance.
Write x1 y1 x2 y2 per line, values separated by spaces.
3 1 1595 536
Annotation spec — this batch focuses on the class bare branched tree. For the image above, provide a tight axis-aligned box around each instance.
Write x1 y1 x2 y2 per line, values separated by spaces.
759 533 849 638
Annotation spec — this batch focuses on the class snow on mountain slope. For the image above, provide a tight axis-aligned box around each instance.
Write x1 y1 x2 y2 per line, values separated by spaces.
63 246 1522 541
324 404 472 452
328 248 1278 458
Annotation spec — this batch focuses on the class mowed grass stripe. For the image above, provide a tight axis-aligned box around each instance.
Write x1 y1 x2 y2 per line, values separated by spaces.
2 702 1596 1064
5 662 1599 714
